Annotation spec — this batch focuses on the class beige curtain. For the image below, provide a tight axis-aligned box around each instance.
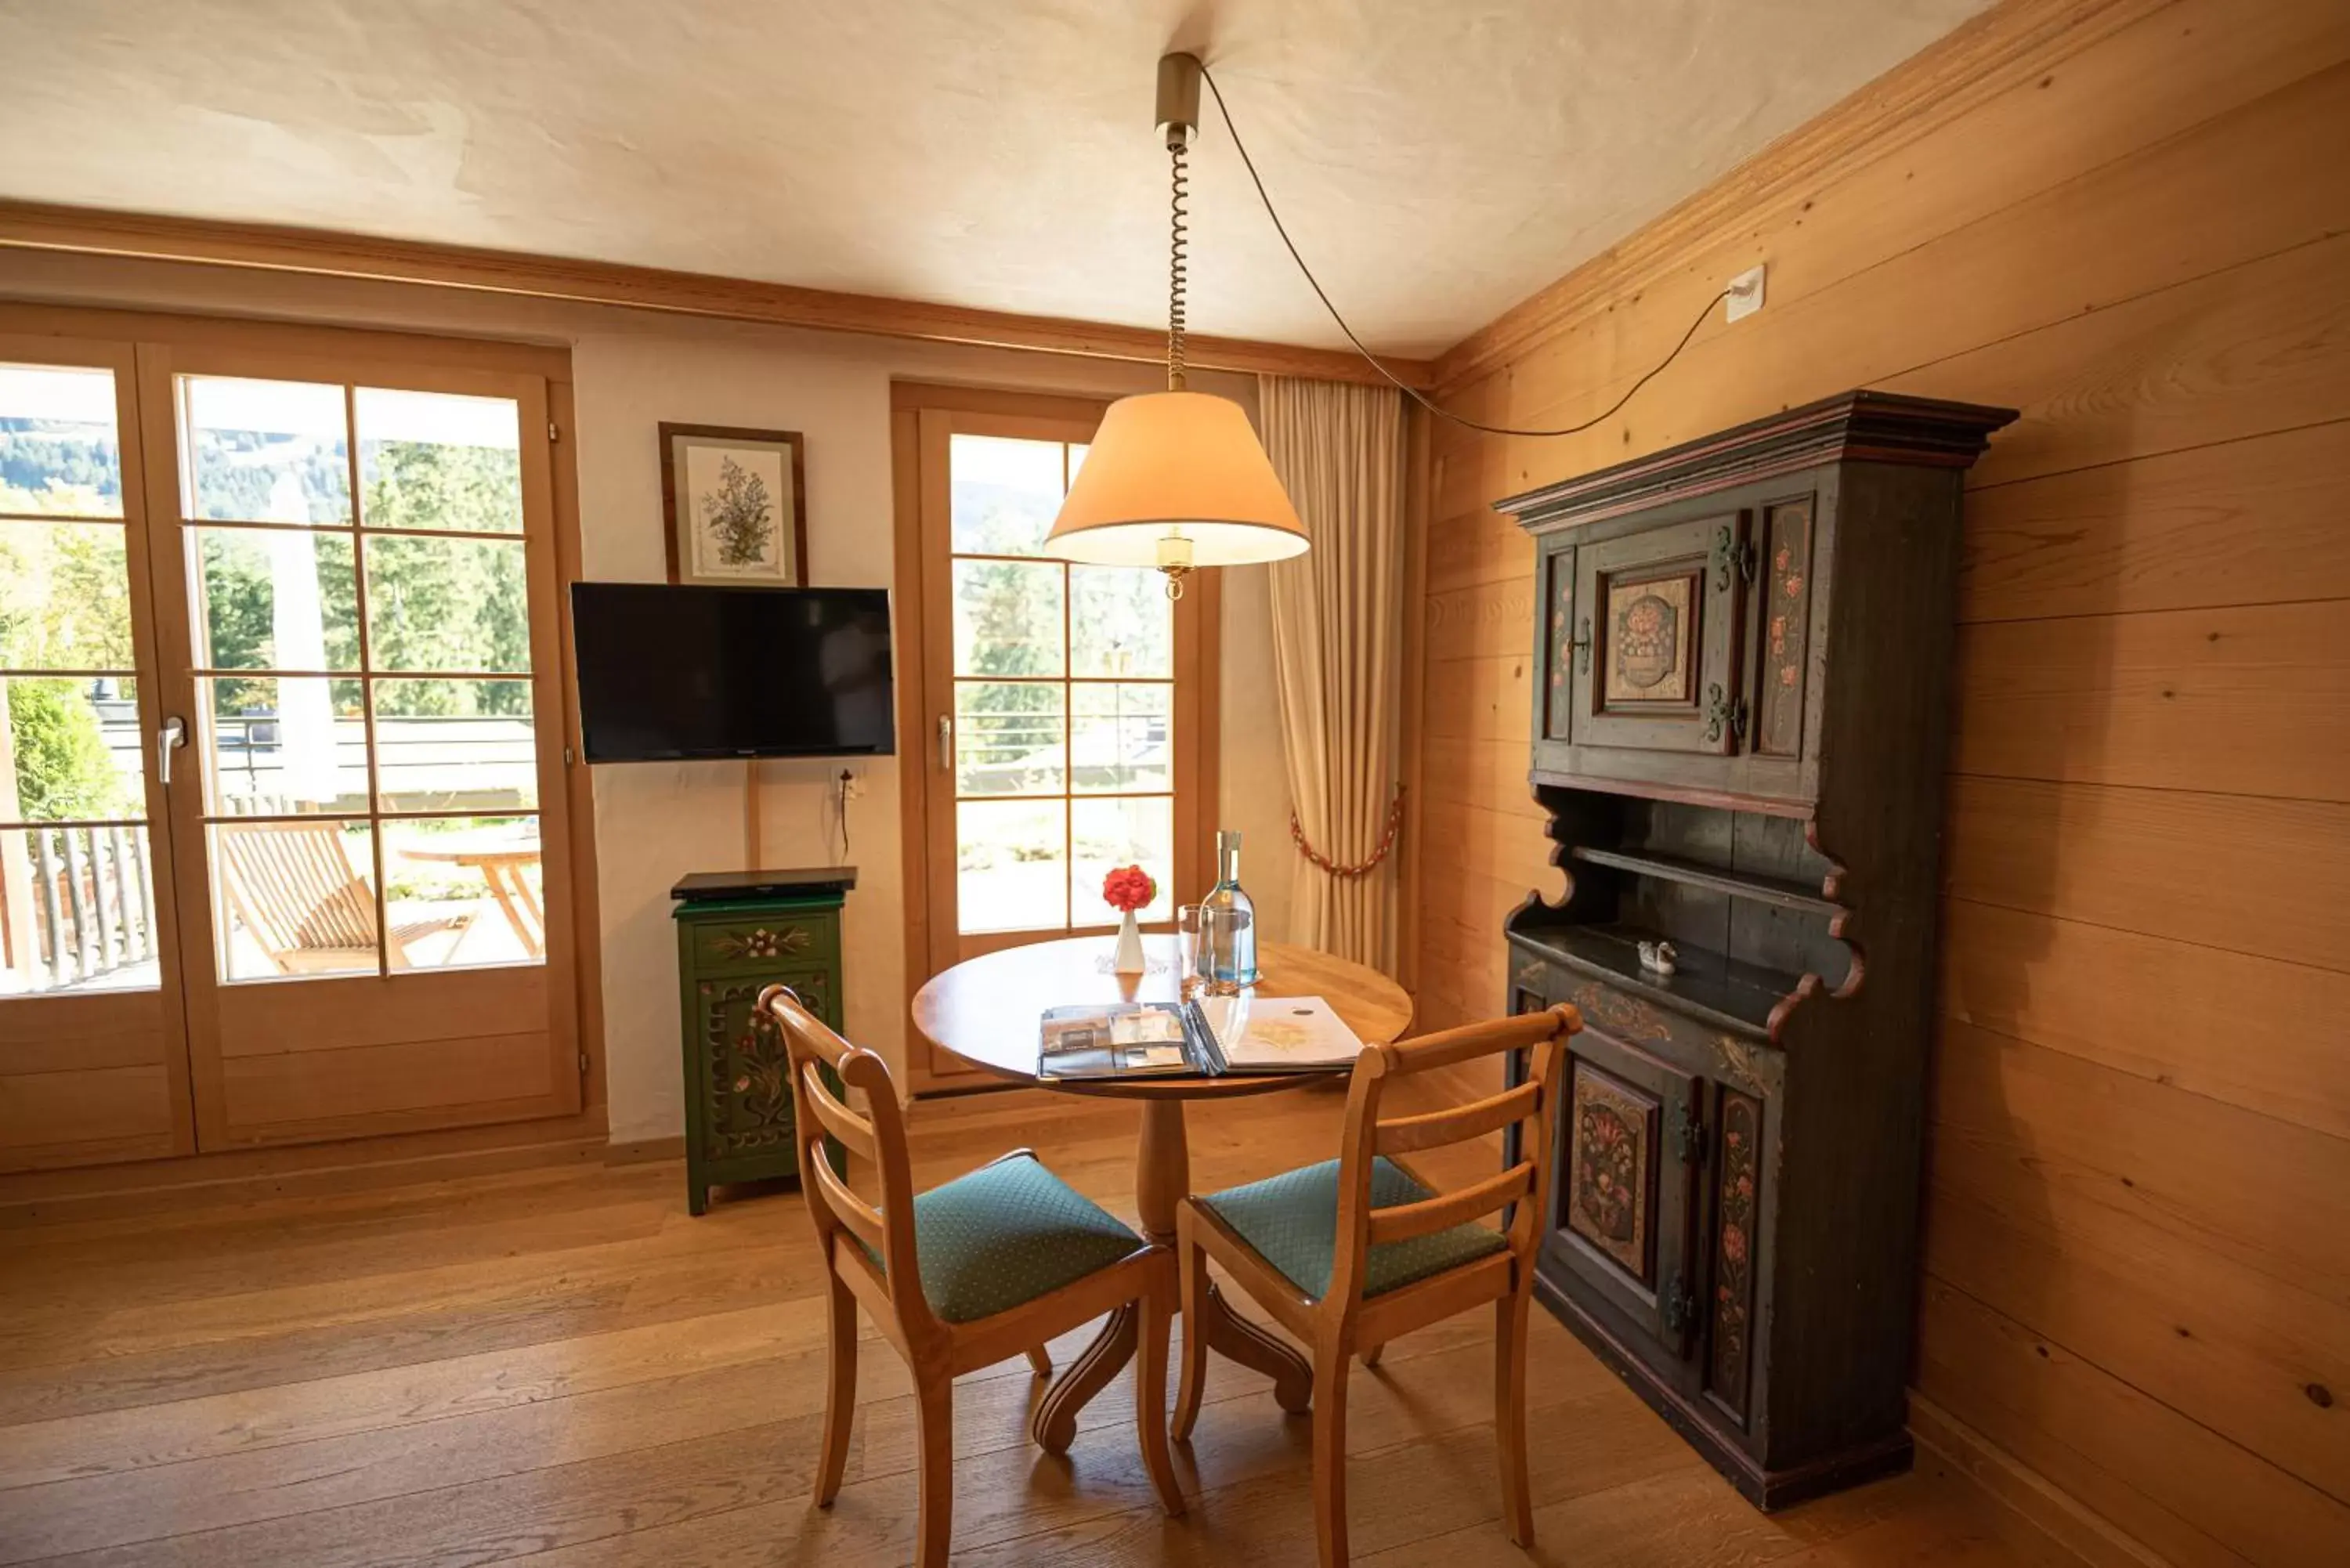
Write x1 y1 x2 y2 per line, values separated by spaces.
1259 376 1407 970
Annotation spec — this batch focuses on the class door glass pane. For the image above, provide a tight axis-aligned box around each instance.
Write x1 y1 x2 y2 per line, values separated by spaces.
957 798 1066 933
0 824 158 995
948 435 1063 556
1071 682 1172 794
953 558 1063 677
0 521 133 670
189 527 360 671
1070 565 1172 677
198 676 367 815
181 377 351 525
0 363 122 518
1072 796 1173 926
954 681 1063 797
211 818 377 981
361 535 531 672
381 815 541 969
357 389 524 535
2 677 143 822
374 679 537 812
0 367 148 996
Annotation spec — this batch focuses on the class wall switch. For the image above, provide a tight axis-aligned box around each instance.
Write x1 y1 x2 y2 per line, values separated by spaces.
1726 263 1766 323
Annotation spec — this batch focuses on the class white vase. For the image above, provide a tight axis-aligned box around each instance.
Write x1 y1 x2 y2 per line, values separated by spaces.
1112 910 1147 975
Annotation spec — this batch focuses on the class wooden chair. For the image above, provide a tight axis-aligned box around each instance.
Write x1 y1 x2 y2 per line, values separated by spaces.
759 985 1185 1566
1173 1004 1581 1566
216 819 472 974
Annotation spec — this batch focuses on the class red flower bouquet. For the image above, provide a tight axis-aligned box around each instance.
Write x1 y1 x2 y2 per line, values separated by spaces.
1101 864 1156 913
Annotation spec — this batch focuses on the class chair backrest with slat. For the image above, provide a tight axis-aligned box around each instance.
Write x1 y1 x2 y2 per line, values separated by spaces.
759 985 938 1336
1322 1004 1581 1316
217 820 379 962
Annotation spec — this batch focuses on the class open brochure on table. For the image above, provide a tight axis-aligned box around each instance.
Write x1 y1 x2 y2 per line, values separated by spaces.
1037 994 1366 1082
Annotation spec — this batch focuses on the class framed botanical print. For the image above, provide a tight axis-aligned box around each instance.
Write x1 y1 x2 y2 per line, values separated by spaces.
659 423 810 587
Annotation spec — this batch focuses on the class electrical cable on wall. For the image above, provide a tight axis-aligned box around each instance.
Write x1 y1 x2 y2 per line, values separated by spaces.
1197 61 1736 438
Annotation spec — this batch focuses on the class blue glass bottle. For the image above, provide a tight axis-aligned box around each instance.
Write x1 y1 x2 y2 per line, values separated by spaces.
1202 829 1259 988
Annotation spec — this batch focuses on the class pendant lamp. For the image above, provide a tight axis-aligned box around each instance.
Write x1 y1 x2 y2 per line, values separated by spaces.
1045 54 1307 597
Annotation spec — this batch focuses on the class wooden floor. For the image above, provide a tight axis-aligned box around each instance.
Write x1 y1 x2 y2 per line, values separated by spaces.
0 1084 2073 1566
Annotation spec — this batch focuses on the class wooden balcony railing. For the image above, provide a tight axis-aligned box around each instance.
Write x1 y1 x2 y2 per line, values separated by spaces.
9 825 155 992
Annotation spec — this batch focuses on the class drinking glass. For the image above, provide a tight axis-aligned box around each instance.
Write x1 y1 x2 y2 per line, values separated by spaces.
1175 904 1206 997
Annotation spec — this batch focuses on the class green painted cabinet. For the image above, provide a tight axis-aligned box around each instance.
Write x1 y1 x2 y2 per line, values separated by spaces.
671 870 854 1216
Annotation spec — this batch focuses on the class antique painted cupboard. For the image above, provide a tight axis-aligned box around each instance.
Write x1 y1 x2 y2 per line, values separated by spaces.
1495 392 2015 1506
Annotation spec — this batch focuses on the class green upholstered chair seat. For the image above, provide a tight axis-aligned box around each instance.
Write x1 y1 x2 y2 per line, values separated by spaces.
861 1152 1144 1323
1198 1156 1509 1301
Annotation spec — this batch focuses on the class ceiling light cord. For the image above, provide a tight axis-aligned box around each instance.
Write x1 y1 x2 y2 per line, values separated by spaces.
1196 63 1728 439
1168 139 1191 391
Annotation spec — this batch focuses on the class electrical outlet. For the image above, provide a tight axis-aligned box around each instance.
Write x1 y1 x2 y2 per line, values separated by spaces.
1726 263 1766 323
838 768 866 802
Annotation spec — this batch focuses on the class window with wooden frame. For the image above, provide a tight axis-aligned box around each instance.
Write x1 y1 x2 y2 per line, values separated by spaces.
890 382 1219 1084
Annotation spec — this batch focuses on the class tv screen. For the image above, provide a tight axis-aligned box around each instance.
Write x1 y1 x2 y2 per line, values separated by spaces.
572 583 896 762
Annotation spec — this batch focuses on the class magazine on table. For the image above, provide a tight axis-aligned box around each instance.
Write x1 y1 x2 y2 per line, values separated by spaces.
1037 994 1366 1081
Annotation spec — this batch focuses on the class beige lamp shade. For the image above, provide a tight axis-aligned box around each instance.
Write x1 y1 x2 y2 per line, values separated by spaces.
1047 390 1309 567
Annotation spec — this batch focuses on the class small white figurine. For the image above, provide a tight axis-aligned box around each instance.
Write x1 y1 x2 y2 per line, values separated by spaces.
1636 939 1679 977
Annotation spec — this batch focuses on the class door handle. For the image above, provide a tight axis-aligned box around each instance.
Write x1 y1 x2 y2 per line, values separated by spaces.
156 717 186 786
936 714 953 772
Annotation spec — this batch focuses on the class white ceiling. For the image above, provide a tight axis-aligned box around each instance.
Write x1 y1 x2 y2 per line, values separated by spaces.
0 1 1990 358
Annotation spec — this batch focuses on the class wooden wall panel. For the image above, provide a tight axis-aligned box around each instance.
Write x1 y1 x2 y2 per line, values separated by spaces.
1950 601 2349 800
1893 233 2350 490
1419 653 1531 745
1924 1184 2350 1506
1940 898 2350 1140
1929 1021 2349 1300
1916 1280 2348 1568
1430 58 2350 504
1434 0 2350 392
1943 778 2348 971
1956 421 2350 622
1415 739 1549 824
1403 2 2350 1559
1417 800 1562 899
1422 580 1537 664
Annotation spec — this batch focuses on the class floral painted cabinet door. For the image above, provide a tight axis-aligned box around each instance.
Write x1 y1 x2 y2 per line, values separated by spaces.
1565 511 1750 759
1544 1021 1703 1359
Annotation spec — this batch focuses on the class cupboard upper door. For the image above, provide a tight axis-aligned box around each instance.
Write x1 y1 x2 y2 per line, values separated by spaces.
1569 511 1748 757
1532 539 1578 770
1545 1018 1701 1359
1748 496 1817 761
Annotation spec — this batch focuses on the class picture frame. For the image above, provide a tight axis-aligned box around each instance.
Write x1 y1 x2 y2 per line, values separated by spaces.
658 423 810 588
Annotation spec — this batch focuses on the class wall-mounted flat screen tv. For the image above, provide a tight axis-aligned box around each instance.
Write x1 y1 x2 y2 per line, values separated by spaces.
572 583 896 762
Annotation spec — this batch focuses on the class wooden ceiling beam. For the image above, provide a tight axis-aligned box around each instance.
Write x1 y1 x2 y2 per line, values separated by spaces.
0 199 1433 389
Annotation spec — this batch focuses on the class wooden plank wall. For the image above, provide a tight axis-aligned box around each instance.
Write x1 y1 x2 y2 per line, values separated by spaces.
1402 1 2350 1563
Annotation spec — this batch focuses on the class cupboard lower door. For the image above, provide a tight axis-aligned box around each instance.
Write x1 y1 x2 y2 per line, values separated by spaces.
1542 1024 1702 1360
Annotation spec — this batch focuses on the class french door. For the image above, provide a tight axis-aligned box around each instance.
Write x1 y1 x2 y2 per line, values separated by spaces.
899 388 1215 1079
0 336 193 1168
0 311 580 1169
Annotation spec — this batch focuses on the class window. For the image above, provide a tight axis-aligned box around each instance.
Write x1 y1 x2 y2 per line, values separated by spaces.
897 385 1217 1013
174 376 544 977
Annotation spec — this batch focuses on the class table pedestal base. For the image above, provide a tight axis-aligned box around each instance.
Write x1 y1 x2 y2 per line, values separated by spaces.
1029 1280 1311 1452
1029 1098 1312 1454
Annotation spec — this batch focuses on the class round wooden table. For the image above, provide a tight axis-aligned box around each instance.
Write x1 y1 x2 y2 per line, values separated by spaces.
911 936 1412 1450
397 828 545 957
